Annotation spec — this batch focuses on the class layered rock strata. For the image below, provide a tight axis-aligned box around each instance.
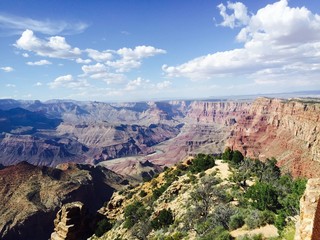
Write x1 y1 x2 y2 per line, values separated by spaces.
295 178 320 240
51 202 91 240
227 98 320 178
0 162 126 240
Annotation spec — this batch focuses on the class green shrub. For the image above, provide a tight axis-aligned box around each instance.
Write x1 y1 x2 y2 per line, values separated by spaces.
189 154 215 173
244 209 274 230
164 232 185 240
229 213 245 230
222 147 233 161
260 210 275 225
151 208 174 230
212 204 236 229
123 201 149 229
95 218 113 237
246 182 280 211
231 150 244 165
275 211 286 231
152 183 171 200
139 190 147 197
244 209 261 229
198 226 232 240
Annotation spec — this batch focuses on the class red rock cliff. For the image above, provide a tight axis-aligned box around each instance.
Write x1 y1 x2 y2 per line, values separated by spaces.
227 98 320 178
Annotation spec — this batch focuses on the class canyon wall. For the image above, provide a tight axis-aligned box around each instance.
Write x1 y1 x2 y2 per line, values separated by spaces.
226 98 320 178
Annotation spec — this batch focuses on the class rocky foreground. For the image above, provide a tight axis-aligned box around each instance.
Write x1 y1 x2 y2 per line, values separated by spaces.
0 162 128 240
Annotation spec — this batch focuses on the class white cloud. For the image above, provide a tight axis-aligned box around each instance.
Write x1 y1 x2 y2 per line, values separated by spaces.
117 45 166 60
48 74 89 89
106 59 141 73
163 0 320 87
125 77 146 91
27 59 52 66
22 53 29 57
5 83 16 88
80 63 125 84
1 66 14 72
217 1 250 28
76 58 92 64
81 63 107 74
156 80 172 90
15 29 81 59
124 78 171 92
103 45 166 72
0 13 88 35
34 82 43 86
86 49 113 62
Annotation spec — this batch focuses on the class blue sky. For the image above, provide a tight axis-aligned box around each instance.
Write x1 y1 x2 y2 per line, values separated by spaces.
0 0 320 102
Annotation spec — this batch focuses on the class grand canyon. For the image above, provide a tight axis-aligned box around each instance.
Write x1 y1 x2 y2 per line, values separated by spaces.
1 96 320 239
2 0 320 239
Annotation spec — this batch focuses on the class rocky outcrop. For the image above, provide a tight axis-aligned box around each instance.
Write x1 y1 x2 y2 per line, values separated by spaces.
0 162 127 240
227 98 320 178
295 178 320 240
51 202 91 240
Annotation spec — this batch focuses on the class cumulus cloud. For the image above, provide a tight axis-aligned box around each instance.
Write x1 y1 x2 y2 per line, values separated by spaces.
81 63 107 74
117 46 166 60
163 0 320 87
86 49 113 62
76 58 92 64
217 1 250 28
104 46 166 72
88 45 166 73
125 77 149 91
15 29 81 59
22 53 29 57
79 62 125 84
48 74 89 89
26 59 52 66
5 83 16 88
34 82 43 86
0 13 88 35
1 66 14 72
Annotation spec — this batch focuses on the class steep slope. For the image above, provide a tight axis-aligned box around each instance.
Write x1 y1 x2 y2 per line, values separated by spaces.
93 155 304 240
227 98 320 178
0 162 127 240
0 133 89 166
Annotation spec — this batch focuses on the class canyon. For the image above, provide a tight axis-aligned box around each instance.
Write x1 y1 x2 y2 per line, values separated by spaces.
0 97 319 178
0 97 320 239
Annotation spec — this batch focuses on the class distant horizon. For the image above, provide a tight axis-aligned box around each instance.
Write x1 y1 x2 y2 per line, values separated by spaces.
1 89 320 104
1 0 320 101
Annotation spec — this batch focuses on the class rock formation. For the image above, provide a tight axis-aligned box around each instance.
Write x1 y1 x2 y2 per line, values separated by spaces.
295 178 320 240
226 98 320 178
0 162 127 240
51 202 91 240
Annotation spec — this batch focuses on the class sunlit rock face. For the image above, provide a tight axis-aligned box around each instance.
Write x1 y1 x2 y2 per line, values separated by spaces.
295 178 320 240
226 98 320 178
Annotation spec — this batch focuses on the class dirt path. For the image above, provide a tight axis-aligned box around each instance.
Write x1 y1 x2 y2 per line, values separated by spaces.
230 224 279 238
